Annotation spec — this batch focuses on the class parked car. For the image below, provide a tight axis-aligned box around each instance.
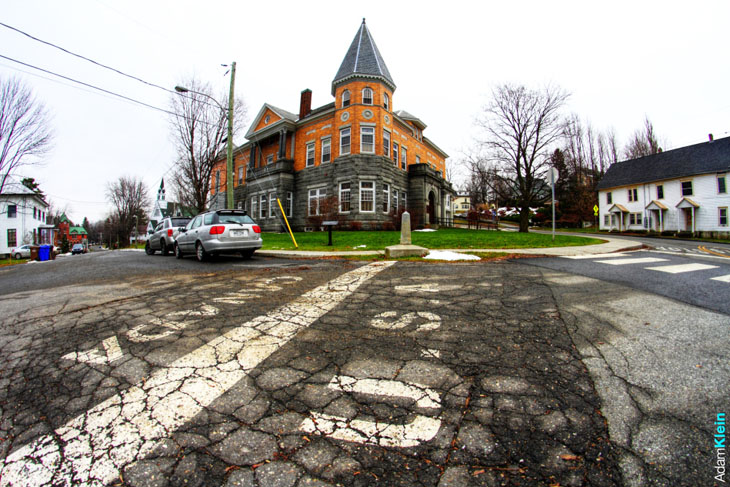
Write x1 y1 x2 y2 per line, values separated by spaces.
174 210 262 261
71 243 86 255
146 217 192 256
11 244 31 259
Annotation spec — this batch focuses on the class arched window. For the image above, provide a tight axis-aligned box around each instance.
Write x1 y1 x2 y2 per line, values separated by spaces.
342 90 351 107
362 87 373 105
383 93 389 111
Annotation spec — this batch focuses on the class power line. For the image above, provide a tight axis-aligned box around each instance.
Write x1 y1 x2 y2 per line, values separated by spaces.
0 53 177 117
0 21 227 113
0 21 174 95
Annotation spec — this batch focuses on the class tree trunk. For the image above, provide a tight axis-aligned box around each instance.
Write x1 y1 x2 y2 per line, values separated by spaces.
519 206 530 232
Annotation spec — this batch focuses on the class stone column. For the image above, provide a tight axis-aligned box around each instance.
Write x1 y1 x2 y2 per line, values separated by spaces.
400 211 411 245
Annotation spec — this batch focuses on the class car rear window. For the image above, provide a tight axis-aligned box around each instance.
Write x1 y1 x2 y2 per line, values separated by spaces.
171 218 190 226
216 213 255 225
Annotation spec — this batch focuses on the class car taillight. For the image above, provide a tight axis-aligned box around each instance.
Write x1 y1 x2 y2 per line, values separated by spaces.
252 225 261 234
167 229 173 237
209 226 225 235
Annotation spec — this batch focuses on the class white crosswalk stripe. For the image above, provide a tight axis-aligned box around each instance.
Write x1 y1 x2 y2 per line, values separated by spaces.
561 253 630 260
646 263 718 274
594 257 669 266
710 274 730 283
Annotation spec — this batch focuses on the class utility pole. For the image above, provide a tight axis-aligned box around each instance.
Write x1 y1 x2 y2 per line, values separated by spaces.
226 62 236 210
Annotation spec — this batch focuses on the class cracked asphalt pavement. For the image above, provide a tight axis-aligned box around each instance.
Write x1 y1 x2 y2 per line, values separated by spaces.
0 254 723 486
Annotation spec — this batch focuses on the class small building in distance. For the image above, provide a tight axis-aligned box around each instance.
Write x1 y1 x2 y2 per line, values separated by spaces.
597 134 729 238
147 179 194 236
55 213 88 247
210 19 454 231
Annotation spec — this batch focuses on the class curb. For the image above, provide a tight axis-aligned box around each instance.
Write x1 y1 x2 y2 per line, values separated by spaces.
257 237 643 260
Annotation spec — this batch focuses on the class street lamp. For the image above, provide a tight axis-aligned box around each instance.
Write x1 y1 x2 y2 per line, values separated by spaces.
174 61 236 209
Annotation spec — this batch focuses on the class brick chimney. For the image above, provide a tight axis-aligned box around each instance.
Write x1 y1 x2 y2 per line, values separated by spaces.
299 89 312 119
709 133 714 142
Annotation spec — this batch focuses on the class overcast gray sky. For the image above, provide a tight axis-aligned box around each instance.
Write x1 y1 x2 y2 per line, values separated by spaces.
2 0 728 223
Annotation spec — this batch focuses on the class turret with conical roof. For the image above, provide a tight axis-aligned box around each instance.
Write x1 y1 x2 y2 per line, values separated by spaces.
332 19 395 96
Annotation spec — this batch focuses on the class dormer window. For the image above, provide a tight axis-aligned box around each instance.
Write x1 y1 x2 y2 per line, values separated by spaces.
342 90 351 107
362 87 373 105
383 93 389 111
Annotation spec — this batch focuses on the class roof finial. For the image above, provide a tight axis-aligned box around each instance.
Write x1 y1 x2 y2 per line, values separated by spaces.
362 18 366 24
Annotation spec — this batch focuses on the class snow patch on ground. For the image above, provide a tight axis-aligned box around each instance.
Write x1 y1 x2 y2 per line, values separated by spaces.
425 250 481 261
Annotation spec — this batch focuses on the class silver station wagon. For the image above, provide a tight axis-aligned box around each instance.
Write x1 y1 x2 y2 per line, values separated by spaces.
174 210 262 261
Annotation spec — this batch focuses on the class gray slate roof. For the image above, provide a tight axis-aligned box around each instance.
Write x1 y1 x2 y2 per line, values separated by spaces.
596 135 730 190
332 19 395 95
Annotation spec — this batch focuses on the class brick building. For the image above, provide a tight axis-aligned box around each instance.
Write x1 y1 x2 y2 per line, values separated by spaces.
210 20 454 231
55 213 88 247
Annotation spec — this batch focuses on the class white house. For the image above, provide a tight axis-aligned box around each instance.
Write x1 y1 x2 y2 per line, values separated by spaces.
1 177 53 256
597 135 729 238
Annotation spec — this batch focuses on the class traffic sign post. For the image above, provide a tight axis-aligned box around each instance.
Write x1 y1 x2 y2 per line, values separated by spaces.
548 168 559 241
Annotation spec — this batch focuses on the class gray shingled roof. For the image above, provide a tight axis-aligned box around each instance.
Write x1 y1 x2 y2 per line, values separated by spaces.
596 135 730 190
332 19 395 95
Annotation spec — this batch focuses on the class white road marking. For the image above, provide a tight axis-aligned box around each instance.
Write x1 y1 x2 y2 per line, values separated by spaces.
711 274 730 283
645 263 718 274
561 252 630 260
127 305 218 343
299 375 441 448
420 348 441 359
61 336 123 365
595 257 669 265
370 311 441 331
395 283 439 293
0 262 394 487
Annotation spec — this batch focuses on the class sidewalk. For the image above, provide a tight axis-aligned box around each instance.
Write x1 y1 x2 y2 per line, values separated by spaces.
257 236 644 259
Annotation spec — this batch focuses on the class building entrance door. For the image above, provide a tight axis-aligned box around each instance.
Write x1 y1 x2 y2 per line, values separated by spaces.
427 191 436 225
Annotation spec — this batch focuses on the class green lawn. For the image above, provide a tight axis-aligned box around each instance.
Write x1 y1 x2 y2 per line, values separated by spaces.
261 228 604 251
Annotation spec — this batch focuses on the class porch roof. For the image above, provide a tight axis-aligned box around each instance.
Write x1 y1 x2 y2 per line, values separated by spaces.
608 203 630 213
645 200 668 211
675 197 700 209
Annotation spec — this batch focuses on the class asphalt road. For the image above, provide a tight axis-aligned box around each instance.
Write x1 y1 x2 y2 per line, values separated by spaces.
0 255 620 486
520 249 730 315
0 250 306 296
0 251 726 486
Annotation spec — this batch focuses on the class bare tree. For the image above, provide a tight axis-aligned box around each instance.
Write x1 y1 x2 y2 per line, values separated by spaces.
560 116 621 225
476 83 569 232
106 176 150 246
624 116 663 160
169 77 246 213
0 77 53 194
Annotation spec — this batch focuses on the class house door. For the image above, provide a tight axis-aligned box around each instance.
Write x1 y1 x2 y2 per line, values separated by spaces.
684 209 693 232
427 191 436 224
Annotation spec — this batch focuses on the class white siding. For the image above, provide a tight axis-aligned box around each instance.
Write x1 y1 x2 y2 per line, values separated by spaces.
598 172 730 233
0 194 49 254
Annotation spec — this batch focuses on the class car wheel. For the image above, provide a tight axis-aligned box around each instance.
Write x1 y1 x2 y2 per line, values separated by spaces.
145 241 155 255
14 253 21 260
160 240 169 256
195 242 208 262
175 243 183 259
240 249 254 260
